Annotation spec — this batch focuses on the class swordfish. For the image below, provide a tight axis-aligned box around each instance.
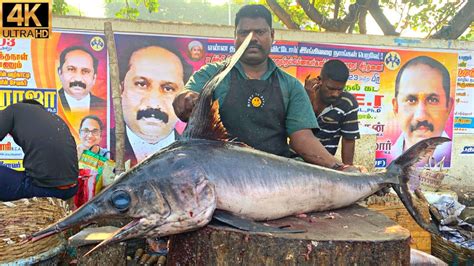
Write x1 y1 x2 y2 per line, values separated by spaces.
30 33 445 253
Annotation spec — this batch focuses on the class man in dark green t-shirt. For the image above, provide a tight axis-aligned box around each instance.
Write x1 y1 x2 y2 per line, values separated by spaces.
173 4 357 172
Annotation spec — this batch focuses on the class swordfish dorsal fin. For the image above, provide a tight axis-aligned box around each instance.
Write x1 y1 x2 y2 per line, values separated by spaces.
182 33 253 141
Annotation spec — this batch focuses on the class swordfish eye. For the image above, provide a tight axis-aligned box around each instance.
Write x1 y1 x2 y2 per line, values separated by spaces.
110 190 131 212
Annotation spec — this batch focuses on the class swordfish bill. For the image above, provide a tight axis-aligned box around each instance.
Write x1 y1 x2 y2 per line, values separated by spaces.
30 32 447 254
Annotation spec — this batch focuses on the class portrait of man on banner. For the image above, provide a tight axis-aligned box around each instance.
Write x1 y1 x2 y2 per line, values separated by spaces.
57 45 106 114
111 35 193 166
385 55 455 167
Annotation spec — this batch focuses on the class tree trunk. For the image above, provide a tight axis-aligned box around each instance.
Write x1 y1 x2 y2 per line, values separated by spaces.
104 22 126 174
168 205 411 265
367 0 398 36
266 0 300 30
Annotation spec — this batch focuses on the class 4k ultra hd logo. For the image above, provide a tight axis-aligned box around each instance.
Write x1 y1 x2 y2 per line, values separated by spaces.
1 0 51 39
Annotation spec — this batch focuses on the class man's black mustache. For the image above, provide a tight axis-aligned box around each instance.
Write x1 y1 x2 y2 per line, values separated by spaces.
410 120 434 132
69 81 86 89
247 42 263 51
137 108 169 123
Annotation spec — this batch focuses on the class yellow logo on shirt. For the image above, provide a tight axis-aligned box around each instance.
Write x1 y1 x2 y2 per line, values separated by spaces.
247 94 265 108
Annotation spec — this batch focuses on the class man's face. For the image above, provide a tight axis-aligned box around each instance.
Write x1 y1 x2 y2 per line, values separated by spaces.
392 64 453 148
80 118 102 148
58 49 96 100
121 46 184 144
318 77 346 105
235 17 274 65
190 46 203 61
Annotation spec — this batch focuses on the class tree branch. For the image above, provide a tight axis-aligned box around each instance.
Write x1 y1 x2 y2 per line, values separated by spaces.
266 0 300 30
296 0 364 32
358 4 368 34
368 0 399 36
430 0 474 40
334 0 341 20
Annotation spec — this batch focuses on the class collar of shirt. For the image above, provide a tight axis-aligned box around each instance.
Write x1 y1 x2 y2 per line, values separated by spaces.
64 92 91 112
126 126 176 162
234 59 278 80
318 105 334 118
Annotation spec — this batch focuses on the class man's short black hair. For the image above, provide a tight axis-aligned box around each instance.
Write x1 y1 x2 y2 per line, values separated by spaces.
58 46 99 74
235 4 272 28
117 38 193 84
80 115 104 131
320 59 349 83
395 56 450 107
21 99 43 106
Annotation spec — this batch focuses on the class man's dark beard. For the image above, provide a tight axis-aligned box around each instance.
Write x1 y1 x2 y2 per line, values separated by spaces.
137 108 169 123
321 96 338 105
69 81 86 89
410 120 434 132
318 89 339 105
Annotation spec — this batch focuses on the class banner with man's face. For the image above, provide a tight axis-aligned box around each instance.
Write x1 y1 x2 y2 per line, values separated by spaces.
0 31 108 169
375 50 458 168
0 30 464 170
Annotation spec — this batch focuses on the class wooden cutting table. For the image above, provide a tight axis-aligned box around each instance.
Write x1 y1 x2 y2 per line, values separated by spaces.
168 204 411 265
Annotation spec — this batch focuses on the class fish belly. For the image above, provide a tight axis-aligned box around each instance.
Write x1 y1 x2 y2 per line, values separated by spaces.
212 173 379 221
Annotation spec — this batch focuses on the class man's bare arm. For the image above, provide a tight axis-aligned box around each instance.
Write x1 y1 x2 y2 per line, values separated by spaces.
341 138 356 165
289 129 340 168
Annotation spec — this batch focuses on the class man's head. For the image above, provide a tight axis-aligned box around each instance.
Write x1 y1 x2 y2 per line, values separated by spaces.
234 4 274 66
79 115 103 149
21 99 43 106
188 41 204 61
317 59 349 105
392 56 453 149
58 46 98 101
119 40 192 144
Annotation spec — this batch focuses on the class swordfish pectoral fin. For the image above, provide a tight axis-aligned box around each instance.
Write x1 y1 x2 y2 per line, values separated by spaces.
212 210 306 234
182 33 253 141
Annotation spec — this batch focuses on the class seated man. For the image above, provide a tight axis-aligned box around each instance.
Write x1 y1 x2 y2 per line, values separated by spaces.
0 100 79 201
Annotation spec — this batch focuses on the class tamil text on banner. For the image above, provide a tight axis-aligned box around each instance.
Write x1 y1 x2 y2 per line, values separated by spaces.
454 51 474 134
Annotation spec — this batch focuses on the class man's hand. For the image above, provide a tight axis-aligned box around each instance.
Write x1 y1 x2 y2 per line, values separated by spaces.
339 164 368 173
340 165 361 173
304 74 320 101
173 91 199 122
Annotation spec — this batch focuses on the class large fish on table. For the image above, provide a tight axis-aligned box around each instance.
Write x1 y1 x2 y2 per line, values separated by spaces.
30 34 445 254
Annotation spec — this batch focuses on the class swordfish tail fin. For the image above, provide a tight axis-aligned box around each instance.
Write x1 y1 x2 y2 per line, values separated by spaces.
386 136 450 235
